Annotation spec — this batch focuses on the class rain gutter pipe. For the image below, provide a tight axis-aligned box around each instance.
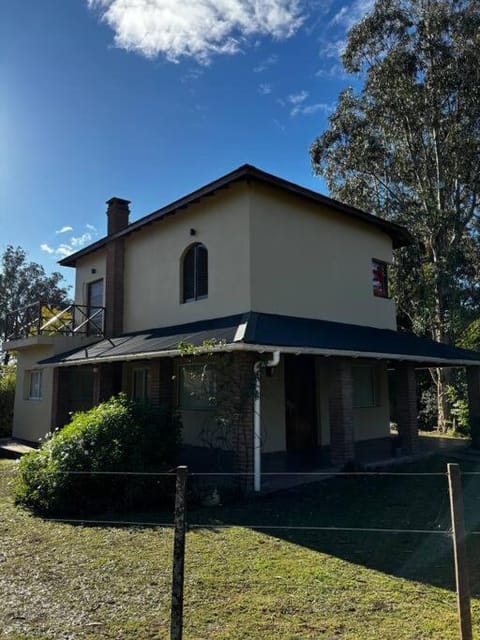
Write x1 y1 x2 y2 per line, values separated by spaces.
254 351 280 492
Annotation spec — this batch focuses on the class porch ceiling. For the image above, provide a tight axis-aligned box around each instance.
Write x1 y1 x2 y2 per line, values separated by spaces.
37 311 480 368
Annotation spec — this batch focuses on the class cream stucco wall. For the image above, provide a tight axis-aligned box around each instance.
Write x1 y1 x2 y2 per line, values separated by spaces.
13 345 55 443
70 181 398 333
11 336 98 443
249 183 396 329
74 250 107 306
122 184 251 333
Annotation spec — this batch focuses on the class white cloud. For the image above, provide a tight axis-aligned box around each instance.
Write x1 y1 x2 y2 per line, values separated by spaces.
55 244 73 258
258 83 273 95
42 224 99 260
70 232 93 248
87 0 304 63
319 39 346 59
330 0 374 30
253 54 278 73
287 90 309 105
290 101 333 117
315 62 348 78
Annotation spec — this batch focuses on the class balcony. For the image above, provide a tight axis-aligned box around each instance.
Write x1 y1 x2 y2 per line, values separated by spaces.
4 302 105 342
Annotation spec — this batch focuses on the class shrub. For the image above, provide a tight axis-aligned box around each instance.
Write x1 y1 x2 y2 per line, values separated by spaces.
15 394 181 516
0 364 15 437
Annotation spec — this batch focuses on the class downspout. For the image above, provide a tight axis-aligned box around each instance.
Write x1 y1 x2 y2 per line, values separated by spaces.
254 351 281 492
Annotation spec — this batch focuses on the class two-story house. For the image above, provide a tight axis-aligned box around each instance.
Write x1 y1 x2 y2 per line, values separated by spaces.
5 165 480 490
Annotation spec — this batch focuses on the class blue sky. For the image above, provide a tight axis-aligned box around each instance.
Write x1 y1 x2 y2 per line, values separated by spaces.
1 0 371 290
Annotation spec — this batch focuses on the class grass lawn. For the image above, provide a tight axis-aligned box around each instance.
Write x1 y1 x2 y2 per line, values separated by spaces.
1 456 480 639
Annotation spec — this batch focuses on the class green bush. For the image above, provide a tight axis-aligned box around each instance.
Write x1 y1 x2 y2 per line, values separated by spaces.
0 364 15 437
15 394 181 516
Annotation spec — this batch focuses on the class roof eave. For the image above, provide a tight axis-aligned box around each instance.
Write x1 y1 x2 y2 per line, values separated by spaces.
58 164 412 267
39 341 480 368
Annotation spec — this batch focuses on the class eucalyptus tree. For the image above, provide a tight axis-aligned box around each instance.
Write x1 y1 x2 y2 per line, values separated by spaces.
311 0 480 430
0 246 70 338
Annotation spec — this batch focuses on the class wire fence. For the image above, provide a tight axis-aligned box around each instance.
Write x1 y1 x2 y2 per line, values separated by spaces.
1 463 478 639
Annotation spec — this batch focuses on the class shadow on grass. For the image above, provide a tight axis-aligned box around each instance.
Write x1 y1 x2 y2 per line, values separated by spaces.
39 455 480 596
185 455 480 596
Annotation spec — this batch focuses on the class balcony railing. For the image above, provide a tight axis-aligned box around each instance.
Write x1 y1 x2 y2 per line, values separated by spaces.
4 302 105 342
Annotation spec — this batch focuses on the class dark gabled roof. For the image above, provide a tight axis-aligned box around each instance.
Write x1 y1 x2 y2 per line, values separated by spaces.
39 311 480 367
59 165 413 267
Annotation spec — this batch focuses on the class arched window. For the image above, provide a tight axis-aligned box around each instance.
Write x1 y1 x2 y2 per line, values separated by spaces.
182 243 208 303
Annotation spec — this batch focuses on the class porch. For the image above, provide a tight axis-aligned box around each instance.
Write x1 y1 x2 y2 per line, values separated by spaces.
9 311 480 491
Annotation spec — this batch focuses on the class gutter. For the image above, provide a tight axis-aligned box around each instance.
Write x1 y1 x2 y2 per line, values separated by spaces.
37 342 480 369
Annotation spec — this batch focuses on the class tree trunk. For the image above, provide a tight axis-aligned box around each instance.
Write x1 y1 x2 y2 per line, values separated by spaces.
432 273 453 433
436 367 453 433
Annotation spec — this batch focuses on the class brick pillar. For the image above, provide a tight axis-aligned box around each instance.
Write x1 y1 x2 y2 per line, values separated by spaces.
51 367 71 429
104 196 130 338
329 358 355 466
394 365 419 455
466 366 480 449
216 352 256 488
150 359 174 411
105 238 125 338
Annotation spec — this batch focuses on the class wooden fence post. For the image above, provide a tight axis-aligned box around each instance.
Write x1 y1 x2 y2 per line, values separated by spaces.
447 463 472 640
170 465 188 640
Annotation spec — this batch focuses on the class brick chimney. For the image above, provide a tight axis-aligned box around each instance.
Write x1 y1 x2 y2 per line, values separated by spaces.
106 197 130 235
105 197 130 337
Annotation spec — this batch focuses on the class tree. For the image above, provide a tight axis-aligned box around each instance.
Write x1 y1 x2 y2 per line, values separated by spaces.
0 246 70 339
311 0 480 431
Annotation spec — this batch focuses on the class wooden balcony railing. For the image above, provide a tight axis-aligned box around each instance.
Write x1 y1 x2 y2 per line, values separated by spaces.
4 302 105 341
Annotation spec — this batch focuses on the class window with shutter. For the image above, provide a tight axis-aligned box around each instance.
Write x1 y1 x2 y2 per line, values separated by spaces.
182 243 208 303
372 259 389 298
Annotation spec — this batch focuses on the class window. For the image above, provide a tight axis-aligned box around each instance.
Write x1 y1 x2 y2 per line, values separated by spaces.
182 243 208 303
27 370 42 400
132 368 150 401
353 366 378 408
87 279 104 335
178 364 216 410
372 259 389 298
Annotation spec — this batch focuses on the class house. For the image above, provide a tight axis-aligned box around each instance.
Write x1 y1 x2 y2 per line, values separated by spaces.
5 164 480 490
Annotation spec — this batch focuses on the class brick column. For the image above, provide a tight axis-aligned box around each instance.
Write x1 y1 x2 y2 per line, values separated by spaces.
150 358 174 411
216 352 256 487
104 198 130 338
394 365 419 455
329 358 355 466
466 366 480 449
105 238 125 338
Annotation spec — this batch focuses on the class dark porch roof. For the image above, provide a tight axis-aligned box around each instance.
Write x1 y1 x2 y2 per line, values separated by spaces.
39 312 480 368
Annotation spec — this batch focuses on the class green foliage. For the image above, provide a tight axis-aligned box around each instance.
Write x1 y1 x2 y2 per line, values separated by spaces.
15 394 181 516
457 318 480 351
0 245 70 337
0 364 15 437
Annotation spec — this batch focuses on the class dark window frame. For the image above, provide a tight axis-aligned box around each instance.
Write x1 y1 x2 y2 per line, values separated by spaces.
372 259 390 298
182 243 208 303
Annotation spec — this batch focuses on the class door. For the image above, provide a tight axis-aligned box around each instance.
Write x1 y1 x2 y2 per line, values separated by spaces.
87 279 104 334
284 355 318 453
